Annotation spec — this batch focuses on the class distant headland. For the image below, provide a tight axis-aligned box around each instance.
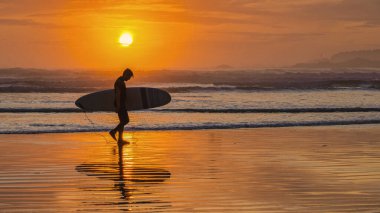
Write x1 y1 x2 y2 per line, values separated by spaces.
293 49 380 68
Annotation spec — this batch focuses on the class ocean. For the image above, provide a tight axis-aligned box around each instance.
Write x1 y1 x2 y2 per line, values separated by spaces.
1 83 380 134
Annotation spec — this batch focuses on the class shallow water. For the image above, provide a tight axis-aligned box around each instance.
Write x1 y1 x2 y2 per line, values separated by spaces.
0 127 380 212
1 89 380 133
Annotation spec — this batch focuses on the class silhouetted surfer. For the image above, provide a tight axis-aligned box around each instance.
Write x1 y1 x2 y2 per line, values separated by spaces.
109 68 134 144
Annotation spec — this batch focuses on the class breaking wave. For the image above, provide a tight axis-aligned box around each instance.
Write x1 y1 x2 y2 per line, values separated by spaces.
153 108 380 113
1 107 380 113
1 119 380 134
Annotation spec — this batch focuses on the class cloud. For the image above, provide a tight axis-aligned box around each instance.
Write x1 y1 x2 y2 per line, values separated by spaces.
283 0 380 26
0 18 37 26
0 18 60 28
235 31 326 42
2 0 380 26
6 0 378 29
180 0 380 29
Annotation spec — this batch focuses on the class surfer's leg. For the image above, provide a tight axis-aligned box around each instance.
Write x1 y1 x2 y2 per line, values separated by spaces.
109 116 120 141
109 129 117 141
117 111 129 142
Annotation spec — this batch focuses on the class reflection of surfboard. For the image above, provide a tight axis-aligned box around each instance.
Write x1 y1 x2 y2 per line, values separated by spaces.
75 87 171 112
76 163 171 183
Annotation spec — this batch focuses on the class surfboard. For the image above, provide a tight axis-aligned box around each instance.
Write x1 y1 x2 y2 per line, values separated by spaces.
75 87 171 112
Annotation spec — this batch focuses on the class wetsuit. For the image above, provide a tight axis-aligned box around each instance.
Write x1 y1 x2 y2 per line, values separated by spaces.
114 77 129 128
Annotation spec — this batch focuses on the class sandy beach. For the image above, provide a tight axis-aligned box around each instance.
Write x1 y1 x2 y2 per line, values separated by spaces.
0 126 380 212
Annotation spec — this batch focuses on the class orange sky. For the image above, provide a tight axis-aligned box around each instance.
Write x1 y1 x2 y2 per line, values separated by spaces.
0 0 380 70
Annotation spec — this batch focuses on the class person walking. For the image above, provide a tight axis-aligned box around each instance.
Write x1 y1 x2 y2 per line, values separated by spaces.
109 68 134 144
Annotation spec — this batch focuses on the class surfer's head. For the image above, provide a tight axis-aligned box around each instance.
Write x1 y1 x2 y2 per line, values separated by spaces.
122 68 134 81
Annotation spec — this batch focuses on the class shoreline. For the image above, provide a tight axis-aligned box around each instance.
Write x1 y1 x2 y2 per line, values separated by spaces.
1 123 380 135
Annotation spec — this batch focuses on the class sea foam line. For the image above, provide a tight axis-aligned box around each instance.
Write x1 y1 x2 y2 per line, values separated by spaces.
1 107 380 113
1 119 380 134
153 108 380 113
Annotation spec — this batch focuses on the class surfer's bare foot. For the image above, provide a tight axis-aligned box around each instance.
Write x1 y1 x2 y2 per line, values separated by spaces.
109 130 117 141
118 140 129 145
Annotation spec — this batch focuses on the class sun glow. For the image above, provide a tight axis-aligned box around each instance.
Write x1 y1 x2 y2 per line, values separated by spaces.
119 33 133 47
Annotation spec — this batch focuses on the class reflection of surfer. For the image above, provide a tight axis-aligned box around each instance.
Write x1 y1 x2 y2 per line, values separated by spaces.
109 68 134 144
115 143 130 199
75 142 171 207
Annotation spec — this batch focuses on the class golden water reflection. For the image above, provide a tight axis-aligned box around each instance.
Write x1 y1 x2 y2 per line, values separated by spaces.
76 142 171 210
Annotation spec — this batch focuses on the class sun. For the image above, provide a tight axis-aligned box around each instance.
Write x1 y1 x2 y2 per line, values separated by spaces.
119 33 133 47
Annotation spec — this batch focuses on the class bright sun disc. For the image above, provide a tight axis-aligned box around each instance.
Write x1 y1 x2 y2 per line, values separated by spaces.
119 33 133 46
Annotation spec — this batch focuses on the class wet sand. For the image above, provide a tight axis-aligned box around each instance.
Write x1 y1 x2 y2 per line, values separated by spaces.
0 126 380 212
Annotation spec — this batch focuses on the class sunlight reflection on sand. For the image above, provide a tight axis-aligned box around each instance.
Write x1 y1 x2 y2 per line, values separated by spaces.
0 126 380 212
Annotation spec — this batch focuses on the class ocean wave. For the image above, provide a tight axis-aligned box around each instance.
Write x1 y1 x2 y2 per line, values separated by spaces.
0 85 255 93
1 107 380 113
164 86 380 92
154 108 380 113
1 119 380 134
1 84 378 93
0 108 82 113
29 123 68 127
163 86 253 92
